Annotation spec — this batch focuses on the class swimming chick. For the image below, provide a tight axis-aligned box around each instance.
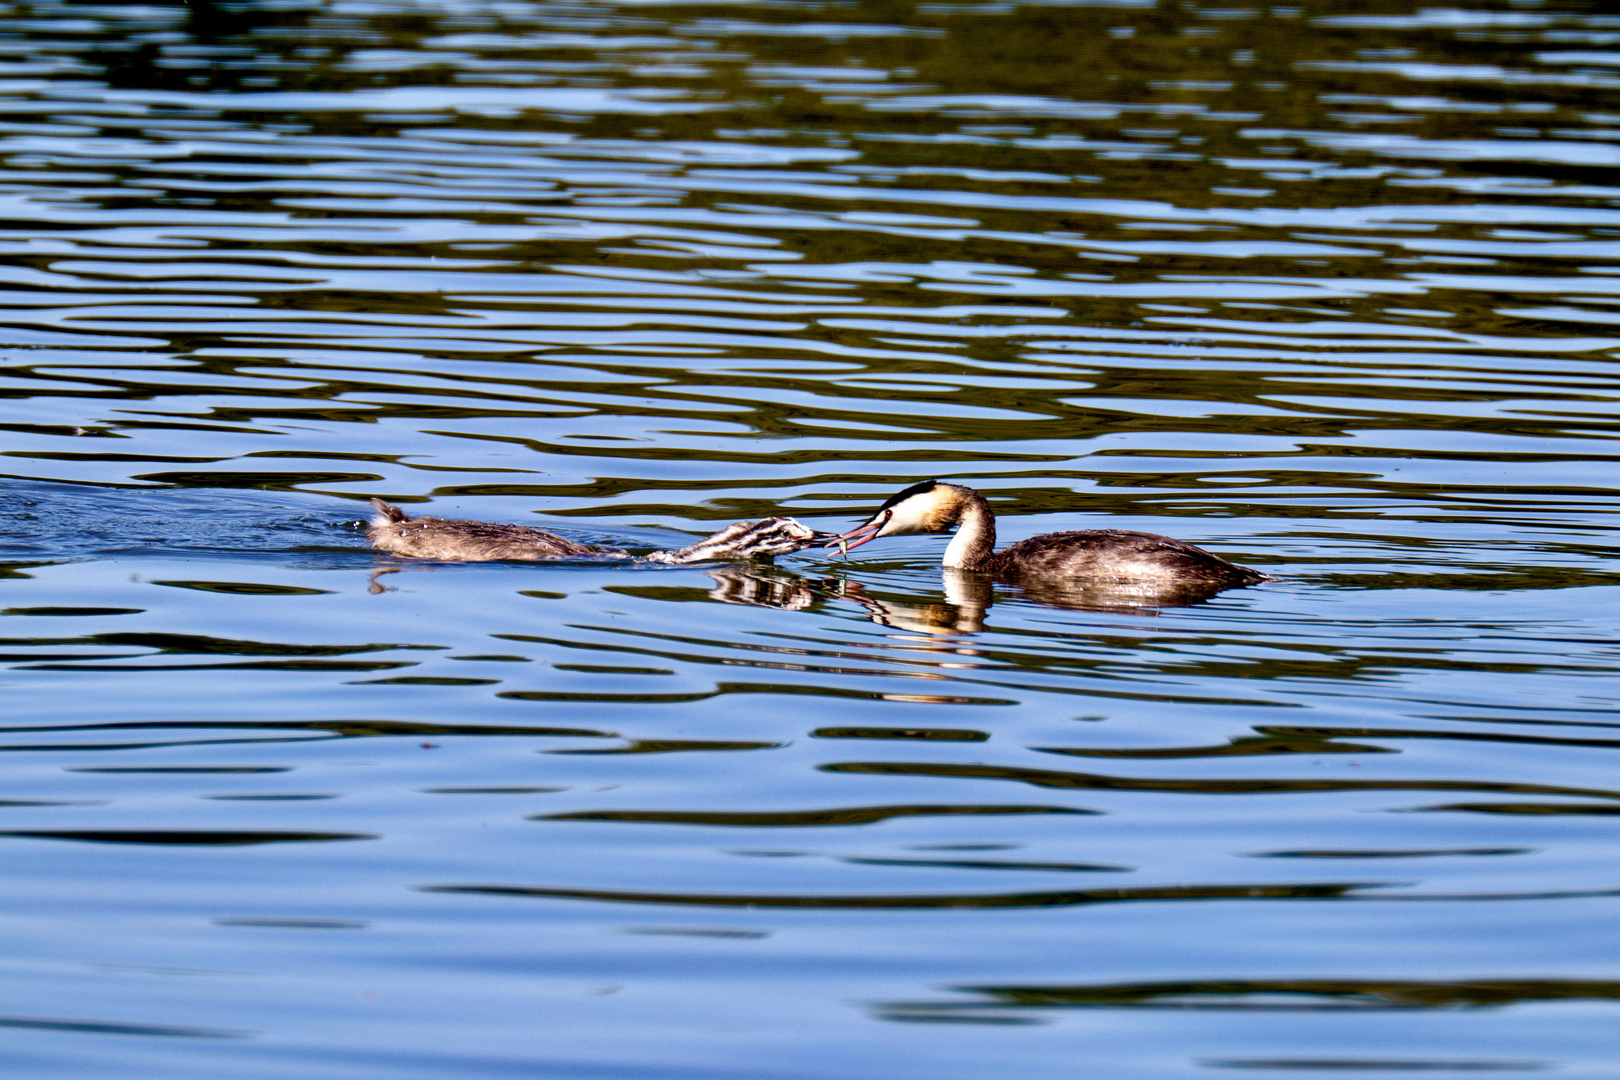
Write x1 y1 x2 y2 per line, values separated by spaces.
367 499 828 564
830 481 1268 589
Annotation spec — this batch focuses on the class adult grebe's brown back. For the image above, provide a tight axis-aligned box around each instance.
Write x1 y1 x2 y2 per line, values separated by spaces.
831 481 1268 589
367 499 829 564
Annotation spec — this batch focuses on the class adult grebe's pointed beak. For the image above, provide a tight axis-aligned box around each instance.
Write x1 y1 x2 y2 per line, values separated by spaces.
827 518 883 555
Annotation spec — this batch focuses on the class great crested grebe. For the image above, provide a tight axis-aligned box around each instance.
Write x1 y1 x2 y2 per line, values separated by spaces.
367 499 828 564
830 481 1268 590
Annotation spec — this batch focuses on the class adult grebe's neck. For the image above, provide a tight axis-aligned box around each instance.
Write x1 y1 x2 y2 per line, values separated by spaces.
941 485 996 570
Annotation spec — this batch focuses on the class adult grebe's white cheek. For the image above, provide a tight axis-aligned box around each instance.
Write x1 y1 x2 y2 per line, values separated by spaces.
877 499 937 536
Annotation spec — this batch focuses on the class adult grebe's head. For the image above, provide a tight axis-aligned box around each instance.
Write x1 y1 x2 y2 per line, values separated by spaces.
831 480 968 552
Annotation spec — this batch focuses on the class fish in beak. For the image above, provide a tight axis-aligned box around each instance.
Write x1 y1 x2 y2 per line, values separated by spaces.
829 515 886 556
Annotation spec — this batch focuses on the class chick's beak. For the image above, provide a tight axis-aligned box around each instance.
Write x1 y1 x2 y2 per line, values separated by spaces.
827 517 883 555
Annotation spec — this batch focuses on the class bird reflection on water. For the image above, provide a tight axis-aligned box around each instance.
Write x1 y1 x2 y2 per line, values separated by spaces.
697 564 1252 630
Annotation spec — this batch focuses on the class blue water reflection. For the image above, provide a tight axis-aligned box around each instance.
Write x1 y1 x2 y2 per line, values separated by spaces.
3 0 1620 1076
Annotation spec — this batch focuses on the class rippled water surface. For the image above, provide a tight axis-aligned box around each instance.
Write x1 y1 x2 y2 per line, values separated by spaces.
4 0 1620 1076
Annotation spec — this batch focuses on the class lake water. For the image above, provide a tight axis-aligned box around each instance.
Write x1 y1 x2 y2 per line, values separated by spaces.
3 0 1620 1076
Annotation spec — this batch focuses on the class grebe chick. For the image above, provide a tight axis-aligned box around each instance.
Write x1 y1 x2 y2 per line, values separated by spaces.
831 481 1268 589
367 499 826 564
641 517 829 564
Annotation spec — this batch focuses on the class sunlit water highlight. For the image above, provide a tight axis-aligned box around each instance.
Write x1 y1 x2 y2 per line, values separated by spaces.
2 0 1620 1076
